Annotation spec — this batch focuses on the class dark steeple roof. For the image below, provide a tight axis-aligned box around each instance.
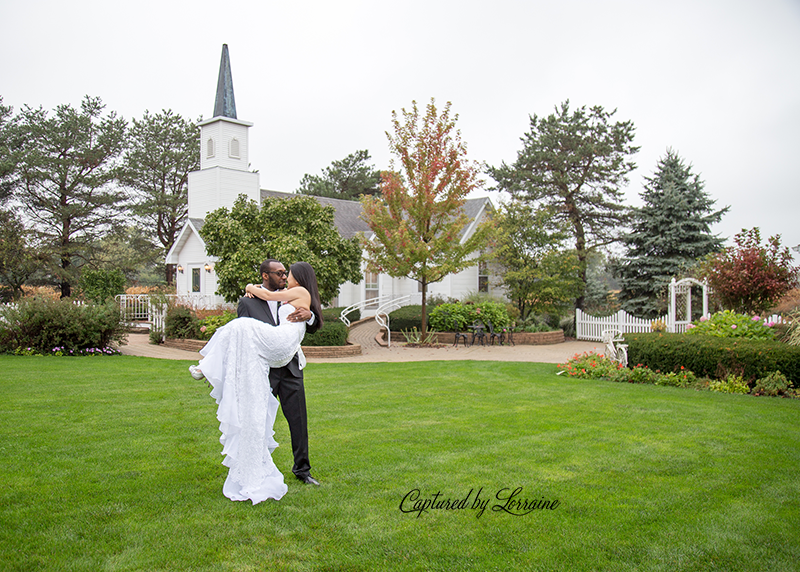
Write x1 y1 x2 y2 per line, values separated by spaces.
213 44 237 119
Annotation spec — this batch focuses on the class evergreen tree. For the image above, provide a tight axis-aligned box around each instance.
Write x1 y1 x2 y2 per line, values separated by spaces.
615 149 728 318
489 101 638 309
12 96 127 298
297 150 381 200
120 109 200 283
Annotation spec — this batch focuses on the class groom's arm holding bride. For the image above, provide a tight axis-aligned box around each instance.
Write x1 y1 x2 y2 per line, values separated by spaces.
238 285 321 334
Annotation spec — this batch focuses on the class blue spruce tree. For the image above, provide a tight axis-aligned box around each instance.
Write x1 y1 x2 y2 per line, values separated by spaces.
616 149 728 318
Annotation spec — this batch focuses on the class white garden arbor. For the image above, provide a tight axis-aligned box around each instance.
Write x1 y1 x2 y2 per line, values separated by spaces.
668 277 710 333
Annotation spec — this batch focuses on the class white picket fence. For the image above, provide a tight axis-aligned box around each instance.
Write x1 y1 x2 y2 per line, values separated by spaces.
576 308 786 342
576 309 667 341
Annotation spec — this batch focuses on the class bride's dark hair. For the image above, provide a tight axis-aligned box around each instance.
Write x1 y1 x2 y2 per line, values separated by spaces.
290 262 324 329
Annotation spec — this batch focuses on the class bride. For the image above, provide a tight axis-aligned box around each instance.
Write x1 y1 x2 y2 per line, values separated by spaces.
189 261 323 504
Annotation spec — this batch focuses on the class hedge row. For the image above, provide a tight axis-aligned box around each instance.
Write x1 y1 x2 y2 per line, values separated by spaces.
625 333 800 383
0 297 125 353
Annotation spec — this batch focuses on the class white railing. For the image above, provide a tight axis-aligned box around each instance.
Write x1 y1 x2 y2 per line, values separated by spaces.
375 294 421 347
576 309 668 341
338 295 393 327
116 294 235 332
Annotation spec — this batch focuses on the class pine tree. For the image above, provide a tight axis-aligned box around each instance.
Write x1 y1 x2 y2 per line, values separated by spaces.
616 149 728 318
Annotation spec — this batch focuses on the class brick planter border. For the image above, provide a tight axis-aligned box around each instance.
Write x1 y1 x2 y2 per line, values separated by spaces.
382 329 565 346
162 338 362 357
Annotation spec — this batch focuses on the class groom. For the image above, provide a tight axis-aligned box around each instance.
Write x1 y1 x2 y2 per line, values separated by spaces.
237 258 322 486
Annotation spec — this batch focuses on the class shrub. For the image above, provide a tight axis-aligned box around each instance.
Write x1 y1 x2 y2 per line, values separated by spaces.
197 311 237 340
79 268 127 303
322 307 360 324
427 301 511 332
752 371 793 397
388 305 425 331
686 310 778 340
709 375 750 394
302 321 348 346
165 306 200 340
0 297 125 353
626 332 800 384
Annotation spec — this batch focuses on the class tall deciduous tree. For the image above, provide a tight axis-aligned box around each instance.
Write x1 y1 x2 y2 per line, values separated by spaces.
489 100 638 309
13 96 127 298
699 228 798 315
201 195 362 304
615 149 728 318
360 99 493 334
120 109 200 283
297 150 381 200
493 200 582 320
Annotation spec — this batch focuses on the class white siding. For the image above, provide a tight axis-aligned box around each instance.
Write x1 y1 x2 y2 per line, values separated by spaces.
188 168 260 218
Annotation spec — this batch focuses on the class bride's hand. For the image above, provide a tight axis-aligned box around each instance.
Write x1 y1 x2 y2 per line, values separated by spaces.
244 284 256 298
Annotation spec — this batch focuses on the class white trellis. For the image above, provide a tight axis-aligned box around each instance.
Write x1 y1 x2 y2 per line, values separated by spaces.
668 277 710 333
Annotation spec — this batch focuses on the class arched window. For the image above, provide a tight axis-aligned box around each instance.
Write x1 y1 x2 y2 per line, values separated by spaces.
229 137 240 158
206 138 215 158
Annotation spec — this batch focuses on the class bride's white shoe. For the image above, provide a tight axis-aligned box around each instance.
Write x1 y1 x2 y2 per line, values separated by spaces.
189 365 205 380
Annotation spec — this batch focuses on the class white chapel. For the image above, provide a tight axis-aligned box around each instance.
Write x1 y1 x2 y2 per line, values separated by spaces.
166 45 500 312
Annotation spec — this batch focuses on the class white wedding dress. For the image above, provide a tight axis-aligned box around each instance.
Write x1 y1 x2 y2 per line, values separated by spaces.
198 304 306 504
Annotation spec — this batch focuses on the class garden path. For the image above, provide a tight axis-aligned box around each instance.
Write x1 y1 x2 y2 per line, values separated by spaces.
118 319 602 364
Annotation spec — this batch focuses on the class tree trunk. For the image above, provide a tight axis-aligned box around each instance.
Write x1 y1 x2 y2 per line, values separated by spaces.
420 280 428 335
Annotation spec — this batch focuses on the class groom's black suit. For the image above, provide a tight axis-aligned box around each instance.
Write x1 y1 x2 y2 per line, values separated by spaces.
237 295 320 480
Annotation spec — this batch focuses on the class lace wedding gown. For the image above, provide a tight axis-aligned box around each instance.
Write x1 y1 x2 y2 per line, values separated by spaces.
198 304 306 504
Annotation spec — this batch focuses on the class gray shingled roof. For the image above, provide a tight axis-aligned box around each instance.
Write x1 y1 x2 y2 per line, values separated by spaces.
260 190 373 239
259 189 492 240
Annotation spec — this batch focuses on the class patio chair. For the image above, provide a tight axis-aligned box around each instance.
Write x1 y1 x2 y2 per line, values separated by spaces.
601 329 628 368
470 321 486 346
486 321 504 345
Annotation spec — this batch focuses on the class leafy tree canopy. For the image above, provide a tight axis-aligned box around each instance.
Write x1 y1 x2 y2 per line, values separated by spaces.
201 194 363 304
616 149 728 318
492 200 582 320
489 100 638 309
699 228 798 315
360 99 493 333
297 150 381 200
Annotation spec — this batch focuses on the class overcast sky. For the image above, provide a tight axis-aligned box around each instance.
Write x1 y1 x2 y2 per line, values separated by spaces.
3 0 799 254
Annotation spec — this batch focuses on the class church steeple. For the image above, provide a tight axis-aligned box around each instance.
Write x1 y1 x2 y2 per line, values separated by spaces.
213 44 237 119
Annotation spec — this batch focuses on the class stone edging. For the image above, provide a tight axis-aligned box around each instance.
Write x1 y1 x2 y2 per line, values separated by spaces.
162 338 362 357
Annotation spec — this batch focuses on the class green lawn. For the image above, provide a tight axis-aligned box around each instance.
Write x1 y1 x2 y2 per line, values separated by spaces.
1 356 798 571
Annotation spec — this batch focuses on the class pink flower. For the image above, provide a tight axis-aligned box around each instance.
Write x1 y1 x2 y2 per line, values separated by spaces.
687 324 695 329
752 315 760 321
700 316 708 322
731 324 737 329
200 326 207 333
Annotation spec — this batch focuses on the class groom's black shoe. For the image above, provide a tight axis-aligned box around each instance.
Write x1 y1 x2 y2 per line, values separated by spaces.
297 474 320 486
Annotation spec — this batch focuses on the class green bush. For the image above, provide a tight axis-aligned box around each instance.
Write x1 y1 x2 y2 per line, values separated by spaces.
0 297 125 353
709 375 750 394
388 305 424 331
165 306 200 340
686 310 778 340
752 371 793 397
322 307 360 324
625 332 800 384
302 321 348 346
427 301 511 332
79 268 127 303
197 311 237 340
